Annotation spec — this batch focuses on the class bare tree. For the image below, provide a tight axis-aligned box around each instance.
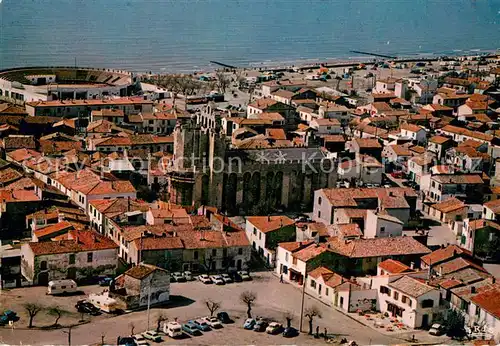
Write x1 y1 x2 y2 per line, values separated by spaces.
23 303 43 328
215 71 230 94
205 300 221 317
284 312 294 328
156 313 167 332
129 322 135 336
240 291 257 318
304 306 322 335
47 306 68 326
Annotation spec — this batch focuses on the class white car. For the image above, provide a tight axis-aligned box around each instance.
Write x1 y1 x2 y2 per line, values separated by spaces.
211 275 225 285
198 274 212 284
203 316 223 329
142 331 162 343
133 334 149 346
238 271 252 281
266 322 283 334
221 273 233 283
183 271 193 281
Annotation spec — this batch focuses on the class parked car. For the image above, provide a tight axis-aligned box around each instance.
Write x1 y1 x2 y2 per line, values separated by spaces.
211 275 225 285
98 277 113 286
183 271 193 281
132 334 149 346
221 273 233 284
217 311 233 324
203 316 222 329
198 274 212 284
282 327 299 338
172 272 186 282
142 331 162 343
182 322 202 336
0 310 18 325
429 323 446 336
117 336 136 346
192 319 211 331
230 272 243 283
75 300 100 316
243 318 256 330
253 319 269 332
266 322 283 334
238 271 252 281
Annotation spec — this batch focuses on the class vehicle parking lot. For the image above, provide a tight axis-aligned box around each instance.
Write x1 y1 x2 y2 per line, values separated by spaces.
1 272 422 345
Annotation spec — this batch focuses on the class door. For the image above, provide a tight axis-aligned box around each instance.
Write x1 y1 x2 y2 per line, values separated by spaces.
67 267 77 280
319 284 322 296
421 314 429 328
38 272 49 286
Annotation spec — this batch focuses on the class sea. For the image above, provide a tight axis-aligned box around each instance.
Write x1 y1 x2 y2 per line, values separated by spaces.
0 0 499 73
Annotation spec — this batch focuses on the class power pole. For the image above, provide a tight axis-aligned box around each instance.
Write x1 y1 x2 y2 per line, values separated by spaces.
63 326 72 346
299 273 307 332
146 284 151 331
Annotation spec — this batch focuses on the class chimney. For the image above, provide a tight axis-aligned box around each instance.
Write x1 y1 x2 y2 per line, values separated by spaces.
410 261 415 270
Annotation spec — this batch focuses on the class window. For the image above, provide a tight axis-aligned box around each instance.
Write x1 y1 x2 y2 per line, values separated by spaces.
318 197 322 205
432 181 436 188
325 288 329 296
69 254 75 264
223 248 227 257
318 210 321 218
212 249 217 257
475 306 481 316
402 295 408 303
238 248 243 255
380 227 386 233
393 291 399 300
285 252 289 262
253 227 257 236
259 233 262 240
292 257 297 265
310 280 316 288
87 252 93 263
379 286 390 295
194 251 199 260
408 299 412 307
40 261 47 270
422 299 434 308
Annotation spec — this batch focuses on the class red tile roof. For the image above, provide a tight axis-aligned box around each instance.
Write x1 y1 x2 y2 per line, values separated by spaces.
378 259 413 274
278 240 314 252
421 245 472 266
388 275 435 298
246 215 295 233
28 229 118 255
34 221 74 240
470 286 500 320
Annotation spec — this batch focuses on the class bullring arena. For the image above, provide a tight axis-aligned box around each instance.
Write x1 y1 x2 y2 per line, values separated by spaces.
0 66 135 105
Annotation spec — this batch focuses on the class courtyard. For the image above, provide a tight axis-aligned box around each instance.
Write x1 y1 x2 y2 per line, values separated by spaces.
0 272 448 345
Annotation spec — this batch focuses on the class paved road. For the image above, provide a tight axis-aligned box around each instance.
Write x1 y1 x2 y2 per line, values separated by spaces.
0 272 403 345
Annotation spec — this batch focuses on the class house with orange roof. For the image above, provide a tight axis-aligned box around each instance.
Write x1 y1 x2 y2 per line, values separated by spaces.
337 154 383 186
427 135 454 159
377 259 414 275
88 197 149 234
400 123 427 144
245 215 295 267
309 118 342 135
460 218 500 261
110 263 170 310
21 229 118 285
468 285 500 341
246 98 296 124
90 109 125 125
313 187 417 227
305 266 354 307
424 173 484 204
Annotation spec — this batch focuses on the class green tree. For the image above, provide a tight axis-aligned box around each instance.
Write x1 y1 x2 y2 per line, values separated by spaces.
47 306 68 326
445 309 467 340
23 303 43 328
